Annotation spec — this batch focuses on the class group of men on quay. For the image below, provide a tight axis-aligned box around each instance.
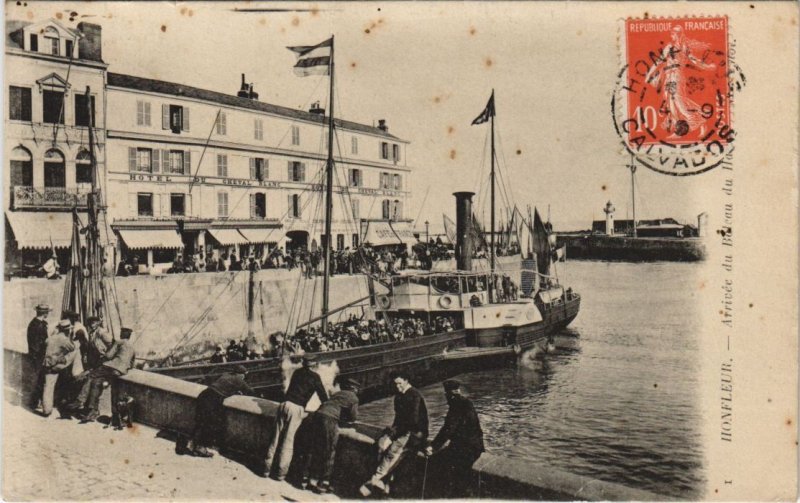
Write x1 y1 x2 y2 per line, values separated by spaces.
24 301 485 498
25 303 136 426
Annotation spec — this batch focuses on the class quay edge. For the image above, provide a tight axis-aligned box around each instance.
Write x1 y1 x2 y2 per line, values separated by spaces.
556 234 707 262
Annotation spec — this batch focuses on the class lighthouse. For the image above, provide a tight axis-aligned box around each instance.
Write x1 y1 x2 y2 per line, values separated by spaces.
603 201 615 236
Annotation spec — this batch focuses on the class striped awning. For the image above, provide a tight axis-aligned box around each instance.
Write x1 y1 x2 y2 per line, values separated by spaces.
5 211 78 250
118 229 183 250
237 228 279 244
207 229 249 246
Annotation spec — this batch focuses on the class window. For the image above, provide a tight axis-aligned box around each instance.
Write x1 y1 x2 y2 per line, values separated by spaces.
163 104 189 133
349 168 362 187
289 194 302 218
291 125 300 146
74 94 96 127
10 147 33 187
382 199 391 220
380 142 389 160
42 90 64 124
50 37 59 56
352 233 359 249
250 193 266 218
216 112 227 135
351 199 360 220
65 40 73 58
393 200 403 220
76 150 92 184
137 193 153 217
380 172 391 189
393 144 401 163
250 158 267 181
394 174 402 190
288 161 305 182
171 194 186 216
170 150 188 175
254 118 263 140
9 86 32 121
137 101 151 126
217 192 229 218
217 154 228 177
136 149 152 172
336 234 345 251
29 34 38 52
351 136 358 155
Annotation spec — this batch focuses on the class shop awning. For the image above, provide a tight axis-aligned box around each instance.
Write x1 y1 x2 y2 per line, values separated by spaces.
238 228 280 244
118 229 184 250
362 221 401 246
5 211 79 249
207 228 250 246
390 221 418 245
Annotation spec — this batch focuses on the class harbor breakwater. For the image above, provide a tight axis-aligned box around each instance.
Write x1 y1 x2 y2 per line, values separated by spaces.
2 352 667 501
2 271 377 361
556 234 706 262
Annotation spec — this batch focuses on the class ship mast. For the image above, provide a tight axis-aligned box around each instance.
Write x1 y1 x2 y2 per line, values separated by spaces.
489 89 496 303
321 35 335 336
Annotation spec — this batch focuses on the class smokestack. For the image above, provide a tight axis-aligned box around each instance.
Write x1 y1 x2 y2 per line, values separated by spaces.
377 119 388 132
248 83 259 100
309 101 325 115
237 73 250 98
454 192 475 271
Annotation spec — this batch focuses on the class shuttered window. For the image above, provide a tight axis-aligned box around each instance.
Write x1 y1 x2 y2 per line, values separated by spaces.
351 136 358 155
217 154 228 177
392 144 401 163
136 100 151 126
217 192 229 218
216 112 226 135
250 158 267 180
382 199 390 220
9 86 32 121
291 125 300 145
254 118 263 140
288 161 305 182
394 174 402 190
351 199 360 220
289 194 301 218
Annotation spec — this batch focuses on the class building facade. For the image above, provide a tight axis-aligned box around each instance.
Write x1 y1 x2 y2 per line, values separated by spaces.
5 17 413 274
4 19 108 276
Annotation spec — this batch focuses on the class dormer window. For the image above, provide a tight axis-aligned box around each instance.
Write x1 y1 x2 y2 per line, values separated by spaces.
44 27 59 56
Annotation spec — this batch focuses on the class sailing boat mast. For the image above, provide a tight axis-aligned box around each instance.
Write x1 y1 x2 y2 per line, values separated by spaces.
321 35 335 336
489 89 495 303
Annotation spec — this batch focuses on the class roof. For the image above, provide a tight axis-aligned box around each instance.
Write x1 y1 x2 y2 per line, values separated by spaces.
107 72 403 141
6 20 31 49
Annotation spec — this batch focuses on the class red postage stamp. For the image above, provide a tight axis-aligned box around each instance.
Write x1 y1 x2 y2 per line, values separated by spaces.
613 16 742 175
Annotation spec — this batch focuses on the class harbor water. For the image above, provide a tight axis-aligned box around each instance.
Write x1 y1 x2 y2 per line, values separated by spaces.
359 261 705 499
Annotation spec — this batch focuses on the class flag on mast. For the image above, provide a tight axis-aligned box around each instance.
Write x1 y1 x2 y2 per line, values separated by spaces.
471 91 495 125
287 38 332 77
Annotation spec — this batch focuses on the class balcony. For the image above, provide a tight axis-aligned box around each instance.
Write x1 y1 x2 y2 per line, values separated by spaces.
12 186 92 209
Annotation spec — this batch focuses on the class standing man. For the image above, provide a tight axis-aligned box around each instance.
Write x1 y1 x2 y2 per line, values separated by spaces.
80 327 136 426
359 370 428 496
264 355 328 481
184 365 255 457
26 304 51 410
41 320 78 417
301 377 360 494
424 380 485 498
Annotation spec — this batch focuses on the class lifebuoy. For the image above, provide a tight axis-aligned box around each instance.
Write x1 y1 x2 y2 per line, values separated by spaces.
377 295 391 309
439 295 454 309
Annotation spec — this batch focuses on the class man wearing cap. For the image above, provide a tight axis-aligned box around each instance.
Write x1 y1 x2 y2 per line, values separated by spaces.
360 370 428 496
85 317 113 371
26 304 51 410
41 319 79 417
300 376 360 494
81 327 136 425
184 365 255 458
424 380 485 498
264 354 328 481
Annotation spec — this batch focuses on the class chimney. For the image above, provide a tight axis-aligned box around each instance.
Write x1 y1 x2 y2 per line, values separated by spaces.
453 192 475 272
237 74 250 98
248 83 259 100
377 119 388 132
77 22 102 62
309 101 325 115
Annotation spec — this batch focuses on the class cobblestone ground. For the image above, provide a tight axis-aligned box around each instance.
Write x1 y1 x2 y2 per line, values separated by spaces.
2 396 339 501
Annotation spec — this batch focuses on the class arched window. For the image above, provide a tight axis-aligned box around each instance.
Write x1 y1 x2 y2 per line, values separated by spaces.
10 146 33 187
43 149 65 188
43 27 60 56
76 149 92 184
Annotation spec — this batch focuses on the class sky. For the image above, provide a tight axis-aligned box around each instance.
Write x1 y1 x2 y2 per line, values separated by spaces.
6 1 725 231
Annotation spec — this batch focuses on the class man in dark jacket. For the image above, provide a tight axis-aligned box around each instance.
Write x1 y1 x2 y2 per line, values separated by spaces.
424 380 485 497
184 365 255 457
301 377 360 494
264 355 328 481
26 304 50 410
81 327 136 425
360 370 428 496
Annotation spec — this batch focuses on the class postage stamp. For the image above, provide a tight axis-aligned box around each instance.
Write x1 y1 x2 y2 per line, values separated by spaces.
612 16 745 176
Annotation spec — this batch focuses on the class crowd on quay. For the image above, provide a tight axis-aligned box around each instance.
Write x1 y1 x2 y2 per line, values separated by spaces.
25 303 137 426
115 244 414 279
